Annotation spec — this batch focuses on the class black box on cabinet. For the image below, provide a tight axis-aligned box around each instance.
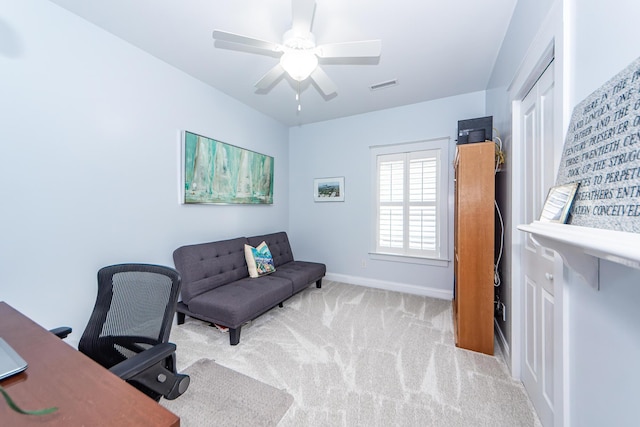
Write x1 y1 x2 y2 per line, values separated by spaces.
457 116 493 145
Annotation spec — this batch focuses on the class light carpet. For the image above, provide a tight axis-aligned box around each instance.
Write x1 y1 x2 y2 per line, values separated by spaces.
161 358 293 426
166 281 541 426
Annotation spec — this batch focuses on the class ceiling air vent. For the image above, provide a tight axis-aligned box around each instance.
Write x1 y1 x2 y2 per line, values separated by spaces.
369 79 398 91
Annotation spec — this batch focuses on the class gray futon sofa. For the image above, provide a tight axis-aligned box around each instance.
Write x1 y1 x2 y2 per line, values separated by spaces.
172 231 326 345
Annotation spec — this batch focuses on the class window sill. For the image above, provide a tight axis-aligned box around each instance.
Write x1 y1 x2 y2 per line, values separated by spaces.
369 252 450 267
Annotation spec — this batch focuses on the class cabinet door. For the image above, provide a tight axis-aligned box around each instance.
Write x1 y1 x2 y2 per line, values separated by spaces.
454 142 494 355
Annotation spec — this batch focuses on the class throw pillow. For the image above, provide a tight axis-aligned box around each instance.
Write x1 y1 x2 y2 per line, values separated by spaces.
244 241 276 278
244 244 259 278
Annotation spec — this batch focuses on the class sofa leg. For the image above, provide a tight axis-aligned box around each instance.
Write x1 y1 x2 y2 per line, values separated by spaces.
316 278 322 289
229 327 241 345
279 302 283 308
176 312 185 325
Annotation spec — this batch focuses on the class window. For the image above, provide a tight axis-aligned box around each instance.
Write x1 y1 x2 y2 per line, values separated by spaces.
371 138 449 262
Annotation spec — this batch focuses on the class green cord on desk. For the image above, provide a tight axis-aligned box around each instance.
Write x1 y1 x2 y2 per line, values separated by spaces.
0 385 58 415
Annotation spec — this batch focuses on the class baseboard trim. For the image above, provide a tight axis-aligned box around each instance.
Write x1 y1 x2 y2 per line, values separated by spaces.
325 273 453 300
495 318 511 370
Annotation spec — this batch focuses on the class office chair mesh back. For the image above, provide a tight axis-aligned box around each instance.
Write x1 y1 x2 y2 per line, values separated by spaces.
79 264 180 370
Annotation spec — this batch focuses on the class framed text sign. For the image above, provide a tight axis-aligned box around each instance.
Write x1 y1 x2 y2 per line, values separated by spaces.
539 183 580 223
556 56 640 233
182 131 274 204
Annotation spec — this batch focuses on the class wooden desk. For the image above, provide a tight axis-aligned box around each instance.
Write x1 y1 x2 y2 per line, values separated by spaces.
0 302 180 426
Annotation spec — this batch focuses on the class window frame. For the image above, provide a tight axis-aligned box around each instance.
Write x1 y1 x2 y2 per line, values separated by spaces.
370 137 450 265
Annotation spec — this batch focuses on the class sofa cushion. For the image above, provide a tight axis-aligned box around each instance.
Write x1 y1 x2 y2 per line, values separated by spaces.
247 232 294 267
271 261 326 293
186 275 292 328
244 242 276 278
173 237 249 304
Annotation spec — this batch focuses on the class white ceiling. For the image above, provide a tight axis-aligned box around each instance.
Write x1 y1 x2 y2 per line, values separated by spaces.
48 0 517 127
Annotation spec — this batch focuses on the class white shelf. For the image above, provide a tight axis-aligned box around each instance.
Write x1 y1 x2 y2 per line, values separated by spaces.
517 221 640 289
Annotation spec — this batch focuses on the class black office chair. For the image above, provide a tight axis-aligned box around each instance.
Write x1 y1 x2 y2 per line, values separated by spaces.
57 264 190 401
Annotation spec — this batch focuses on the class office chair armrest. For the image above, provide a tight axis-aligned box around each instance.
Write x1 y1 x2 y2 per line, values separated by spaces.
109 342 176 380
49 326 72 339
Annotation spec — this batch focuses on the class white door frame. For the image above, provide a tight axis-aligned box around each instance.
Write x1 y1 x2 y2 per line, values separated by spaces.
519 60 556 427
508 2 567 425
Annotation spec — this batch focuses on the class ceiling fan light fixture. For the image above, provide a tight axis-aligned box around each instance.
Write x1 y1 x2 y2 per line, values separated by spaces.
280 50 318 81
212 0 382 98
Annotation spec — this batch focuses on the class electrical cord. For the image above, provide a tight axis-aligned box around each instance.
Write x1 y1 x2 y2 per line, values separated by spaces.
494 199 504 287
493 127 504 172
492 127 505 288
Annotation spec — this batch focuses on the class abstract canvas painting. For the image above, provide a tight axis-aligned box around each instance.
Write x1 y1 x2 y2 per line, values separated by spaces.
183 131 274 204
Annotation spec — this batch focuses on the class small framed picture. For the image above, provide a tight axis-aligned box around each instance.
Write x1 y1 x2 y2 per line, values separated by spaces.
314 177 345 202
539 183 580 223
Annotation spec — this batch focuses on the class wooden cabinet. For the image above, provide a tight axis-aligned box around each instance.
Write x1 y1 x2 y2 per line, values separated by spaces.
453 141 495 355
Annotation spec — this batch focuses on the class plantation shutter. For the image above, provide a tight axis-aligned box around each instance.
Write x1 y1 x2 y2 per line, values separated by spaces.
378 154 404 250
376 149 440 257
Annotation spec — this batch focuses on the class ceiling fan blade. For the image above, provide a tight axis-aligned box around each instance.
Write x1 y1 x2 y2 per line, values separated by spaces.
316 40 382 58
310 66 337 96
255 64 286 90
212 30 281 52
292 0 316 34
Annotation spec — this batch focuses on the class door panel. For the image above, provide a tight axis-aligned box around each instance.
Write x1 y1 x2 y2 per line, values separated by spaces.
523 103 537 253
540 78 557 264
525 276 537 379
542 289 555 406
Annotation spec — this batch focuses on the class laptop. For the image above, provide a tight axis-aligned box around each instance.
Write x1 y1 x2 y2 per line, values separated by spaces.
0 337 28 380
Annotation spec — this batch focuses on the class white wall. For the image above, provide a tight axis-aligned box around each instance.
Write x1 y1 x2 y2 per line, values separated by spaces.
288 92 486 299
565 0 640 425
0 0 289 346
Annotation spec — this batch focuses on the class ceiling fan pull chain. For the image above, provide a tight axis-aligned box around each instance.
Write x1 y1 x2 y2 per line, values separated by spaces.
297 82 302 112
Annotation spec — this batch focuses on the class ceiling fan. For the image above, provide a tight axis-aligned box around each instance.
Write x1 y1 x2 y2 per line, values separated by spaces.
212 0 382 98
